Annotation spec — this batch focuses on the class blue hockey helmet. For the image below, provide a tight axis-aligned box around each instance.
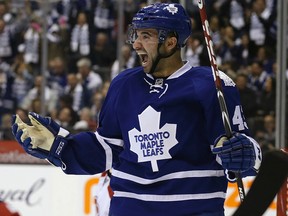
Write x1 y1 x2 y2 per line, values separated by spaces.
127 3 192 48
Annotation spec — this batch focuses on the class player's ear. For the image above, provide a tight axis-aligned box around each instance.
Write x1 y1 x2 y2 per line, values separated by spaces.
165 36 178 51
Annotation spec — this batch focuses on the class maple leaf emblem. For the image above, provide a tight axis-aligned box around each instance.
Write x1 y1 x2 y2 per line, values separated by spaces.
128 106 178 172
164 4 178 15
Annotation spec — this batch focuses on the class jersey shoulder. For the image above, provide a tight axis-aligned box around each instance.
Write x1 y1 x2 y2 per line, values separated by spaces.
184 66 238 105
105 66 144 101
110 66 143 88
112 66 143 81
184 66 216 93
189 66 236 88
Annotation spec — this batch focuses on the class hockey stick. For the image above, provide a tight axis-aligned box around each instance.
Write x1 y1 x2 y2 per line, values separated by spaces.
233 149 288 216
197 0 246 202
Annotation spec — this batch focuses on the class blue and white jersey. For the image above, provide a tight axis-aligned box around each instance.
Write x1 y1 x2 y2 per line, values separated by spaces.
61 62 259 216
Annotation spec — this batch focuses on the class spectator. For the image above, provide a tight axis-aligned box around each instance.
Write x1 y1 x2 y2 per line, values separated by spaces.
64 73 84 112
58 94 74 110
123 0 139 30
55 105 79 132
234 73 259 131
235 73 259 116
11 61 33 106
10 44 33 75
254 46 275 74
69 11 91 72
20 75 58 114
258 76 276 116
22 16 42 75
90 31 116 70
76 57 102 107
0 113 14 140
185 32 209 67
247 60 270 92
209 15 222 56
218 25 241 64
73 107 97 132
219 0 247 34
0 62 16 116
91 91 104 124
248 0 267 47
100 80 110 98
47 22 69 61
77 57 102 91
233 33 253 69
247 0 277 54
90 80 109 124
91 0 116 38
110 44 138 80
0 1 14 24
0 1 28 64
0 18 14 64
254 114 276 151
219 61 237 81
47 57 68 97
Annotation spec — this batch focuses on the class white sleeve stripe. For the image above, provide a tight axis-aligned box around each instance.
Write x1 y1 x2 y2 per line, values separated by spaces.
112 169 225 185
95 132 113 170
113 191 226 202
95 132 124 147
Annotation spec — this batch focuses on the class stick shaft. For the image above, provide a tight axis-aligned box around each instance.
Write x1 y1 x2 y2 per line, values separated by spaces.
197 0 245 202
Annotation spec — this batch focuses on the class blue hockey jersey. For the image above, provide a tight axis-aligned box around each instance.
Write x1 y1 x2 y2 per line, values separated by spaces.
61 62 260 216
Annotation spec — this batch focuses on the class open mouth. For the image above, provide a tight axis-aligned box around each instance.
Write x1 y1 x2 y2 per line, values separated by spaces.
138 53 148 66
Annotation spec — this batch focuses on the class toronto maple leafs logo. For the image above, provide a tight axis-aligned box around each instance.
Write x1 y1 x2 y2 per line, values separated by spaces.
164 4 178 15
128 106 178 172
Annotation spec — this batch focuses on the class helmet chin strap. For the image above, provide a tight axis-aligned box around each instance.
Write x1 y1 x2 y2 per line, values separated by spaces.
148 43 178 76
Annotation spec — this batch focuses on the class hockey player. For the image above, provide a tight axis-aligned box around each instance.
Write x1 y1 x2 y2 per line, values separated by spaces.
12 3 262 216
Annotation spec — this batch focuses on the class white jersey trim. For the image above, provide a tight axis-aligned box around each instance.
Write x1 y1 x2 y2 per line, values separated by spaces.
95 132 124 147
168 61 192 79
146 61 192 80
113 191 226 202
112 169 225 185
95 132 113 169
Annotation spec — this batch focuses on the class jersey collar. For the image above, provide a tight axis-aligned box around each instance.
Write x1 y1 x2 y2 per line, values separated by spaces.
146 61 192 80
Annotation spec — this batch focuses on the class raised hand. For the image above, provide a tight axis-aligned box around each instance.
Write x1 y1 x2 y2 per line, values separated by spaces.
11 112 69 166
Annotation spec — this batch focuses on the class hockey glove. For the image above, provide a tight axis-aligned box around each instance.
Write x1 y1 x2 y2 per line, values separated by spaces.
11 112 69 167
212 133 256 172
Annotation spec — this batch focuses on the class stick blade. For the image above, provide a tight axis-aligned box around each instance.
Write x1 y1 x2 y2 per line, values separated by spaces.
233 149 288 216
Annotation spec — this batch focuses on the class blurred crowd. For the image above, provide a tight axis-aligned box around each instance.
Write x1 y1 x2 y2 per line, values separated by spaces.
0 0 286 153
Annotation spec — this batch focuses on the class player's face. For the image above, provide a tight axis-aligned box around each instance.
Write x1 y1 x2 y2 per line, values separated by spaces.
132 29 159 73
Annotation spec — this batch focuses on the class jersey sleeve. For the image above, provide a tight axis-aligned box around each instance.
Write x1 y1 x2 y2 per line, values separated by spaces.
60 75 127 174
194 68 261 178
192 69 246 144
